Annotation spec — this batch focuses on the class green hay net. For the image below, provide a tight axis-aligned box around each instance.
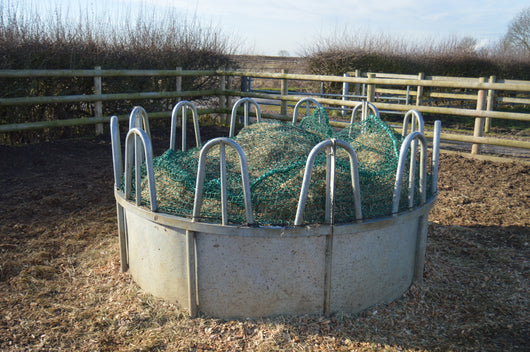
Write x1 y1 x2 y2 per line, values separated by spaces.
128 108 433 226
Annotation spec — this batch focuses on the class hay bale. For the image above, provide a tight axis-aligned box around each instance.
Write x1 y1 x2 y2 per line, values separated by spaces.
131 109 409 225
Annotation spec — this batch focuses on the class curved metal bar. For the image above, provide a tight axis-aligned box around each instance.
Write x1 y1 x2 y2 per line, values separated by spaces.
111 116 128 273
170 100 202 151
229 98 262 137
124 127 157 211
402 110 424 136
431 120 442 194
192 137 253 225
294 139 362 226
294 140 329 226
128 106 151 138
392 132 427 214
110 116 122 189
292 97 322 125
349 101 380 138
350 101 380 123
128 106 151 184
401 110 425 207
335 139 363 221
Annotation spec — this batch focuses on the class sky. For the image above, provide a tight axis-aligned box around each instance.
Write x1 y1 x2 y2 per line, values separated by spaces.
10 0 530 56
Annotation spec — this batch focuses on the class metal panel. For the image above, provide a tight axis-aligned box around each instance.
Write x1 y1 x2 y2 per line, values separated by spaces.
330 217 418 313
195 231 326 318
125 211 190 311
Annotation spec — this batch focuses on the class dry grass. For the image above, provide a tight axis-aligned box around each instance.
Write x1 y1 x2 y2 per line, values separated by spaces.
0 129 528 351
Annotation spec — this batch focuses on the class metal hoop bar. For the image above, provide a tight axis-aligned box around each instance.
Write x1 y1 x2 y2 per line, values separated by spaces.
294 139 362 226
110 116 128 273
170 100 202 151
110 116 122 189
219 143 228 224
402 110 425 207
392 132 427 214
402 110 424 136
292 97 322 125
128 106 151 190
335 139 363 221
325 147 333 223
128 106 151 138
349 101 380 137
192 137 253 225
432 120 442 194
229 98 262 137
350 101 380 124
124 127 157 211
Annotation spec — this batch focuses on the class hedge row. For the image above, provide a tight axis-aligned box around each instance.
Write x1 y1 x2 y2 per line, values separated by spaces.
306 50 530 81
0 20 236 143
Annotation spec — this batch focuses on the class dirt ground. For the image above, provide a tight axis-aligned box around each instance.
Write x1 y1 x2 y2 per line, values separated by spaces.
0 126 528 351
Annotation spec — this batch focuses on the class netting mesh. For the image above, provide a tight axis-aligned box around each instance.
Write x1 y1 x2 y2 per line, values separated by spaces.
127 108 433 226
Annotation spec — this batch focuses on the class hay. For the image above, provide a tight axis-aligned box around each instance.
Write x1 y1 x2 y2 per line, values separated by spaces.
132 109 421 225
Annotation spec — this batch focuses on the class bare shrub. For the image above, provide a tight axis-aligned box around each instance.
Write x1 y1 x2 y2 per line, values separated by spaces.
304 29 530 80
0 1 239 143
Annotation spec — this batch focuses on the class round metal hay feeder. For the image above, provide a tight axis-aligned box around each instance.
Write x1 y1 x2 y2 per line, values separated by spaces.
110 99 441 318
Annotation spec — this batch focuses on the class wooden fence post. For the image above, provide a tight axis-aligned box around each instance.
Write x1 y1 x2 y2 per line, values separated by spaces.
280 69 289 116
227 67 233 114
93 66 103 135
220 69 227 124
472 77 487 154
241 76 249 92
485 75 496 133
416 72 424 106
366 73 375 103
342 73 349 117
175 67 182 104
353 69 361 97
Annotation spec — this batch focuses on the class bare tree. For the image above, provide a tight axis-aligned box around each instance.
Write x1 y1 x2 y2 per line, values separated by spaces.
503 6 530 54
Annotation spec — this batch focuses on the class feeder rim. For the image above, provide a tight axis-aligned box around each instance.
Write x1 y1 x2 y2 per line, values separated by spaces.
115 188 436 238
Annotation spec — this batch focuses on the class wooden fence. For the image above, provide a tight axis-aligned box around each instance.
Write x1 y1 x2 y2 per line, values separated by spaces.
0 68 529 157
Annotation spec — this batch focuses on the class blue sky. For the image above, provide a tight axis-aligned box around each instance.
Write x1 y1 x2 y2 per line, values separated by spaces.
10 0 530 56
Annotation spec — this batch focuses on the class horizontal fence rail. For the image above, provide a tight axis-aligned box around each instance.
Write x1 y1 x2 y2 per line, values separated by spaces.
0 68 529 158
